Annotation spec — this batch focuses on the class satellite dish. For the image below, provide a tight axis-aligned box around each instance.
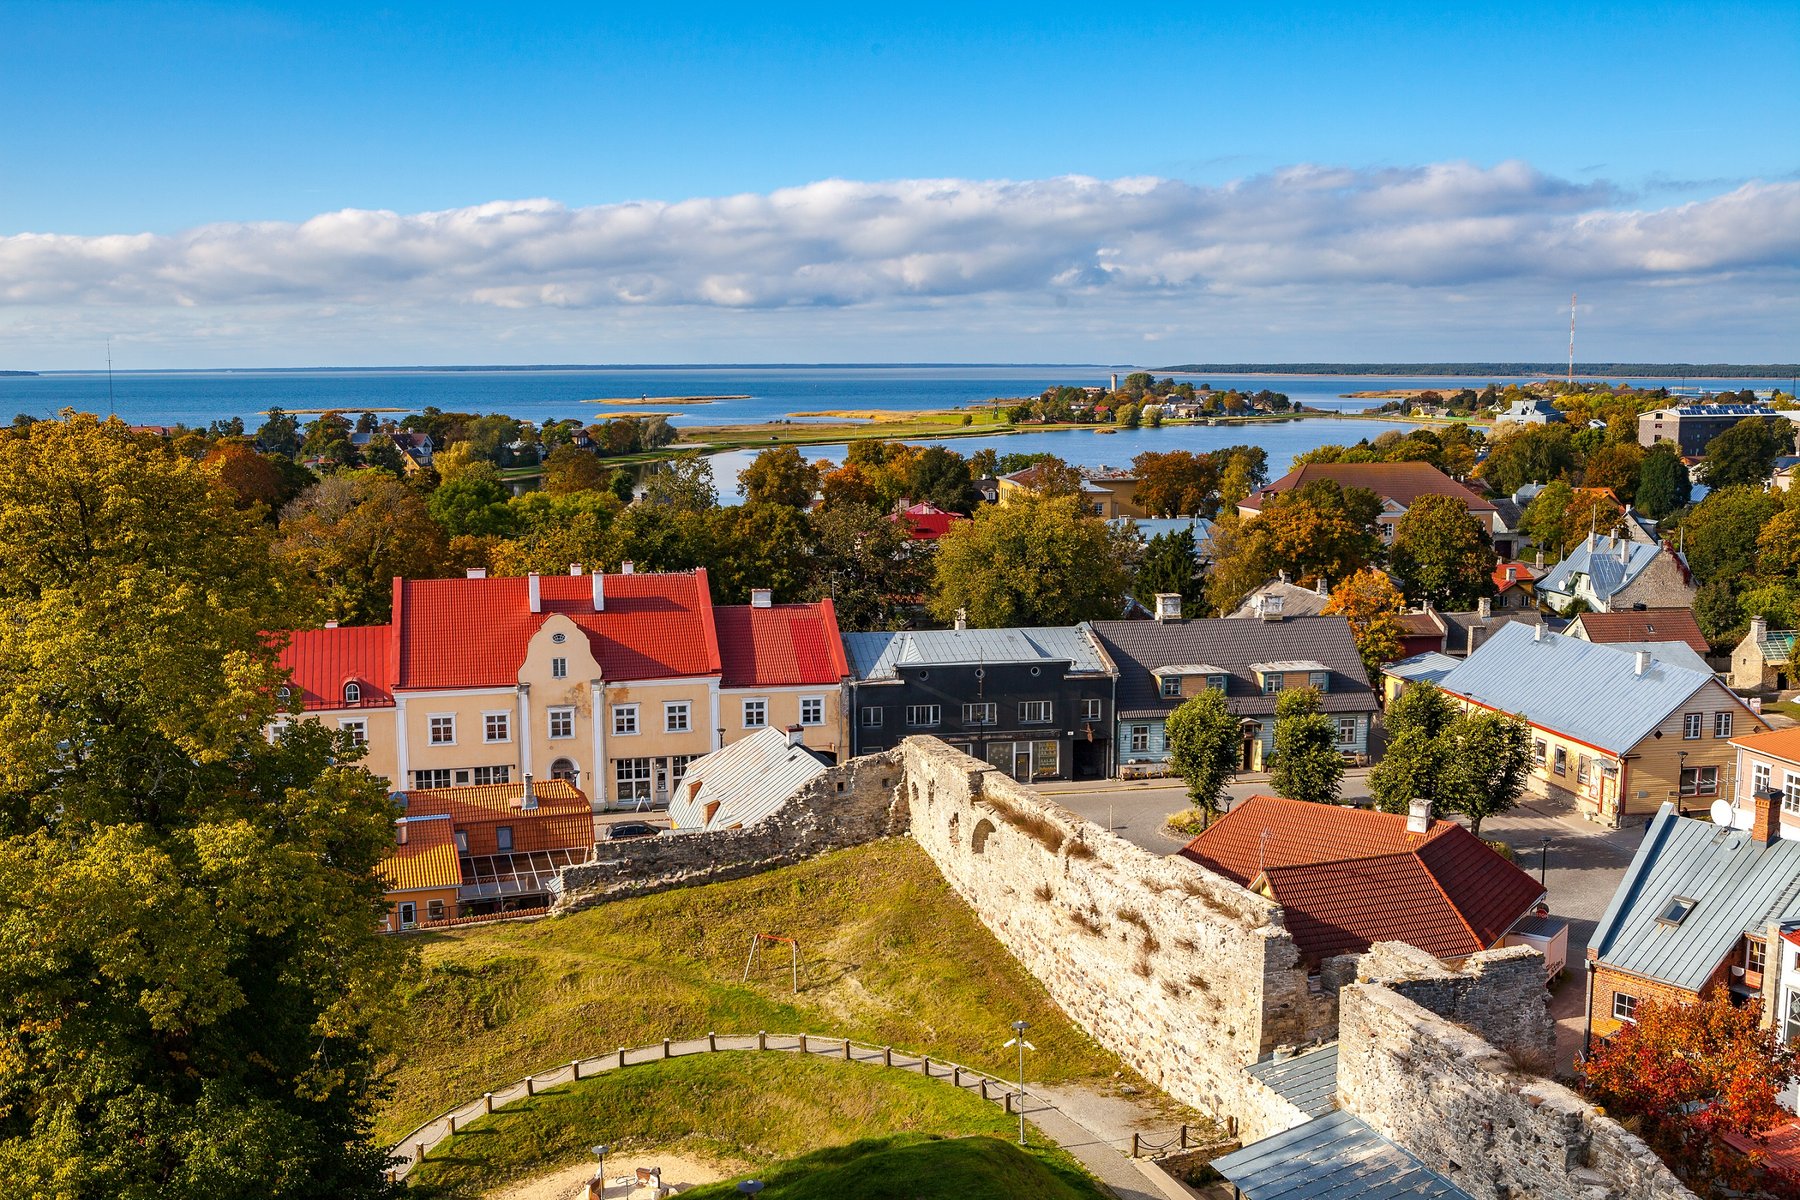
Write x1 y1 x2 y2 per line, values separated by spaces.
1711 800 1753 830
1710 799 1733 826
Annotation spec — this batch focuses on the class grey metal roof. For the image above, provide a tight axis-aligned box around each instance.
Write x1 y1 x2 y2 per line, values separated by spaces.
1441 609 1544 656
665 727 830 833
842 625 1110 682
1538 535 1666 603
1109 516 1217 553
1603 640 1712 675
1245 1044 1339 1118
1213 1109 1476 1200
1435 623 1712 756
1382 651 1460 686
1591 804 1800 992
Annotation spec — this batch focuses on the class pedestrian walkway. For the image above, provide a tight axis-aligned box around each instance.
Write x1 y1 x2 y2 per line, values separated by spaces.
391 1031 1205 1198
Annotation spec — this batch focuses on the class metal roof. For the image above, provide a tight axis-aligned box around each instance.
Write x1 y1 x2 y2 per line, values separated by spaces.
1435 623 1713 756
1591 804 1800 992
841 625 1110 681
1538 535 1666 604
1251 659 1329 673
1382 651 1460 686
1603 640 1712 675
1213 1109 1477 1200
1154 662 1227 676
1245 1044 1339 1118
665 727 830 833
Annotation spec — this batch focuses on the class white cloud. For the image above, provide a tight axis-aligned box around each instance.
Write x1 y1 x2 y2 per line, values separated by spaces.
1 161 1795 366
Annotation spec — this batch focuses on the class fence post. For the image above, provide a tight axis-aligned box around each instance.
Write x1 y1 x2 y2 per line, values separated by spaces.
1004 1091 1014 1114
953 1066 962 1087
920 1054 930 1075
1180 1123 1189 1149
799 1033 808 1053
842 1038 852 1060
572 1058 582 1081
979 1079 989 1100
415 1143 426 1164
756 1030 766 1050
526 1075 535 1097
617 1047 627 1070
448 1114 457 1135
1131 1133 1141 1158
708 1031 717 1052
483 1092 494 1114
1227 1115 1238 1139
883 1045 892 1067
662 1038 672 1059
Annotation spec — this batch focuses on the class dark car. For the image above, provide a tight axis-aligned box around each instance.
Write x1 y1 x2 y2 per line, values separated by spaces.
606 821 660 840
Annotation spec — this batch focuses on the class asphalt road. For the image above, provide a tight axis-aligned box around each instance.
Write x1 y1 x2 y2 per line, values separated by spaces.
1037 772 1374 855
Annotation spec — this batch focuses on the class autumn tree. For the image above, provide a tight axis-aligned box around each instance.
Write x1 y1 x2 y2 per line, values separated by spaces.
1516 480 1576 553
1581 441 1644 504
738 445 823 509
0 415 405 1199
1270 687 1344 805
487 490 624 576
1704 416 1792 490
1322 567 1406 681
201 438 289 511
542 443 609 494
1388 493 1497 609
1164 688 1239 826
805 502 928 632
1008 455 1086 500
277 469 447 622
1132 451 1220 517
1204 481 1383 614
1479 423 1575 496
928 492 1129 627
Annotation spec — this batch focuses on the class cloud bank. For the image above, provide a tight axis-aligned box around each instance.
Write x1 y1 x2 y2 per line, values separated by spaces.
2 161 1795 364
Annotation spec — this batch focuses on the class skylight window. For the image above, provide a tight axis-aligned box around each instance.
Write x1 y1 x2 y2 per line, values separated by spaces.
1658 896 1697 926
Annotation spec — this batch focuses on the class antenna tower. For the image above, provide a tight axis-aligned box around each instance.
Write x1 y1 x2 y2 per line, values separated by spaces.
106 337 115 416
1566 293 1577 385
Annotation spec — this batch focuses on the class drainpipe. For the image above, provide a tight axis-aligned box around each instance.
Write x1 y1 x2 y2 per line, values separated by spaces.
1583 958 1596 1061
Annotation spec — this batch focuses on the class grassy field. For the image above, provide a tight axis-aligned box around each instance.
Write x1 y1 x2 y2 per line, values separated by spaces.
405 1052 1105 1199
380 839 1123 1143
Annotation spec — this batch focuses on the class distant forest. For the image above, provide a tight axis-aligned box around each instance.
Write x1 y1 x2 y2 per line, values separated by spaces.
1157 363 1799 378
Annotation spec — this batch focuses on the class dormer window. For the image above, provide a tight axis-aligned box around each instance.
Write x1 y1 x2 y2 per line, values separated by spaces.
1658 896 1697 926
343 681 362 705
1207 674 1229 693
1160 676 1182 698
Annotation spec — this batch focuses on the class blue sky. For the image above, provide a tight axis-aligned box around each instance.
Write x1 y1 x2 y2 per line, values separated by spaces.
1 1 1795 366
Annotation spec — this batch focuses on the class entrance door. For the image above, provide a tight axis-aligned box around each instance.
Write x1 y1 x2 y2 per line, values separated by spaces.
1012 745 1032 781
654 759 670 806
398 902 417 929
1073 739 1103 780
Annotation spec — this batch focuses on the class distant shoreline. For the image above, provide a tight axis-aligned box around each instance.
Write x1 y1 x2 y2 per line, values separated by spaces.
1158 362 1797 379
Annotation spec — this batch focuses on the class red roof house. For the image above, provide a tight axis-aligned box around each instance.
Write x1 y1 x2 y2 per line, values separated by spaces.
1569 607 1710 656
279 622 396 711
889 501 966 542
1238 462 1497 517
1179 795 1545 964
715 599 850 688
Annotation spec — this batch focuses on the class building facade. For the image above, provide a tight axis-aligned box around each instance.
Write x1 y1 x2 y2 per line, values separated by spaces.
1637 404 1797 455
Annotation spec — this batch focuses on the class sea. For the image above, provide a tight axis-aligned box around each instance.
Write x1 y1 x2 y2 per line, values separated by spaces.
4 365 1785 498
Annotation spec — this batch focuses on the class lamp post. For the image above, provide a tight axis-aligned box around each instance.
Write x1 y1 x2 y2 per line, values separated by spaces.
1004 1019 1037 1146
1539 835 1552 885
591 1144 610 1197
737 1183 764 1196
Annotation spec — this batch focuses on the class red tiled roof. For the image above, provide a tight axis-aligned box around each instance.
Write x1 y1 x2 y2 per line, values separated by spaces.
1179 795 1544 964
393 571 721 689
1574 608 1710 655
1492 561 1538 591
889 502 965 541
1721 1121 1800 1177
1242 462 1497 513
715 601 849 688
279 624 397 710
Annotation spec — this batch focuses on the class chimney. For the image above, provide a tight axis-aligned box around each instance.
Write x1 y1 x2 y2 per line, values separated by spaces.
1477 597 1491 620
521 773 537 810
751 588 773 609
1753 788 1780 845
466 567 488 579
324 620 339 629
1261 593 1286 622
395 819 408 846
1634 649 1649 676
1619 540 1629 564
1534 623 1544 642
1534 548 1545 569
1751 615 1769 645
1316 576 1329 599
1407 798 1431 834
592 571 605 612
954 607 968 631
528 572 542 613
1155 593 1182 623
786 723 804 749
1278 569 1290 584
621 560 635 575
569 563 583 576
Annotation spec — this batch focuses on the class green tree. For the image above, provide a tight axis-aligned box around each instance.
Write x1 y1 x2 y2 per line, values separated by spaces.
1641 438 1692 518
1204 481 1383 614
360 435 406 477
276 469 447 622
1369 683 1460 814
705 502 815 604
1480 423 1575 496
256 406 302 457
1270 688 1344 805
1755 493 1800 581
639 455 718 513
1439 710 1531 835
1693 578 1746 646
1133 528 1203 617
488 490 624 576
738 446 823 509
542 444 609 494
927 492 1129 627
1388 494 1497 609
1678 486 1782 587
1516 481 1576 552
426 466 517 538
805 502 927 632
905 445 978 514
301 410 358 467
0 415 404 1199
1164 688 1239 826
1703 416 1791 491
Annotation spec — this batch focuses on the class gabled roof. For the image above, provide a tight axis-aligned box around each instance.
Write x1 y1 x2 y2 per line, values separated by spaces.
1538 534 1685 604
1603 640 1712 675
383 816 460 892
279 623 396 710
715 601 848 688
1435 623 1725 756
1225 578 1332 620
1571 608 1709 655
889 501 965 541
1591 804 1800 992
1179 795 1543 964
1381 651 1460 687
1492 560 1538 590
1093 617 1375 720
667 726 831 832
1440 608 1544 656
1240 462 1496 514
1397 609 1448 640
393 571 721 688
401 778 590 822
1213 1110 1478 1200
843 625 1110 681
1732 727 1800 768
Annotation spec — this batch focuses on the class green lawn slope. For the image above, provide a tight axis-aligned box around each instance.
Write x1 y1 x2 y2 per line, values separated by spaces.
382 839 1122 1142
681 1133 1107 1200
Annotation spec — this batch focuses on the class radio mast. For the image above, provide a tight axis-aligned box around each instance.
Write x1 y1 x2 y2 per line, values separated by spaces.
1566 293 1577 384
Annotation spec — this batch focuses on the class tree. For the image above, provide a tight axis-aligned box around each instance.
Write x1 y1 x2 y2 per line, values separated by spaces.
277 469 447 622
1480 423 1575 496
0 415 404 1198
1581 441 1644 504
202 439 288 512
1010 455 1086 500
1204 481 1383 614
426 466 516 538
1635 442 1692 520
1679 486 1782 587
1133 528 1202 617
360 436 406 477
488 490 624 576
256 406 301 457
1516 481 1576 553
1582 989 1795 1193
1388 494 1496 609
1270 688 1344 805
806 502 928 632
542 443 609 494
705 502 815 604
1439 709 1531 835
301 410 357 467
1132 451 1219 517
1693 578 1746 646
1757 499 1800 582
1164 689 1238 826
906 445 977 514
738 445 822 509
928 492 1130 628
1322 567 1406 682
1703 416 1791 490
1369 683 1460 814
639 455 717 513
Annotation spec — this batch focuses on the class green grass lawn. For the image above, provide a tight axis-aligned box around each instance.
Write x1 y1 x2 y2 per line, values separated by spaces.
381 839 1122 1143
1761 699 1800 721
406 1052 1105 1199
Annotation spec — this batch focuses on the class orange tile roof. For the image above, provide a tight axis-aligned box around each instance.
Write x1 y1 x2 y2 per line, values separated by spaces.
401 778 590 820
1732 727 1800 766
382 817 460 892
1180 795 1544 964
1492 561 1538 590
1574 608 1710 655
714 601 850 688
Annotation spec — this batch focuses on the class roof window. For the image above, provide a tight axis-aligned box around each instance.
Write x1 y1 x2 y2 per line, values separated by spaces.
1657 896 1697 926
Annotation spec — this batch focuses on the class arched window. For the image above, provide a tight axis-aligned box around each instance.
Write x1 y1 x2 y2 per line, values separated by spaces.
549 758 578 782
343 681 362 706
276 685 294 707
971 818 996 855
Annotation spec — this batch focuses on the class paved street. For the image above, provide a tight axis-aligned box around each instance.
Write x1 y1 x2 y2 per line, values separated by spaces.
1036 772 1374 855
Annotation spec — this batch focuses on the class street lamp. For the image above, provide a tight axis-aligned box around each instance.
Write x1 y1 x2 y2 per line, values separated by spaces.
737 1183 764 1196
1539 835 1552 885
591 1144 610 1196
1003 1019 1037 1147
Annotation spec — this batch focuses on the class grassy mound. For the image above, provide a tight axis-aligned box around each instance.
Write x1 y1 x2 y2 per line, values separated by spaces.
682 1134 1108 1200
382 839 1120 1140
405 1052 1101 1199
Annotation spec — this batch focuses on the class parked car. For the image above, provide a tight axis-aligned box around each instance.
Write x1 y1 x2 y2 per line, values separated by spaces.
606 821 660 840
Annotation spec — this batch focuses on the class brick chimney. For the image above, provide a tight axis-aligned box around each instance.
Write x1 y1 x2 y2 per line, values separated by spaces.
1407 798 1431 834
1154 593 1182 623
1753 787 1780 844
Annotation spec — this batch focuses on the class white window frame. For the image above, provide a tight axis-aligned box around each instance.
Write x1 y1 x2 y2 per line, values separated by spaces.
1715 711 1733 739
1130 725 1150 753
963 702 996 726
906 704 942 728
1784 772 1800 816
1613 992 1638 1023
548 706 575 740
343 681 362 705
428 714 456 746
612 704 640 736
1683 712 1702 740
615 757 653 802
472 765 511 786
1335 716 1358 747
1019 700 1053 724
799 696 825 726
412 768 452 790
1082 698 1102 721
1753 762 1771 795
743 698 768 729
551 656 568 680
338 717 368 746
483 710 511 743
664 702 691 733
